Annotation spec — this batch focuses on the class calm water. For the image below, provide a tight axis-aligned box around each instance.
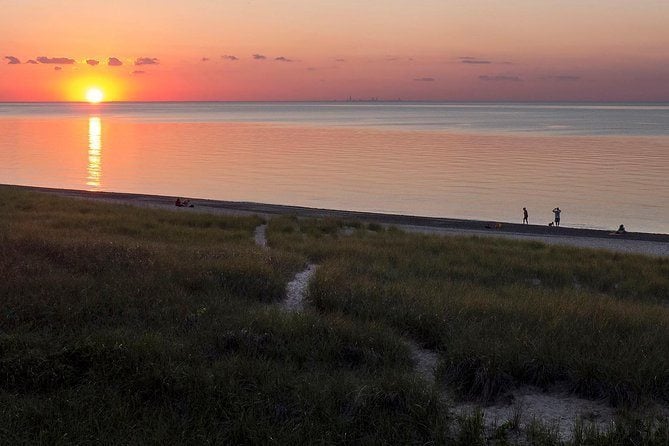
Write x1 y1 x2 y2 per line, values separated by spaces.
1 102 668 233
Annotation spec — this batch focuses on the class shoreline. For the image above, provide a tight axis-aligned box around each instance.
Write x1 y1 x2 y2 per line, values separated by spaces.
8 184 669 257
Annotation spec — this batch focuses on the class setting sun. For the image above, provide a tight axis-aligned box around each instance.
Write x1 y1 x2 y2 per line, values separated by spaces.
85 88 104 104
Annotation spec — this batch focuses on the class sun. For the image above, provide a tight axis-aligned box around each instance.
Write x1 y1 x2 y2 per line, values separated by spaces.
85 88 104 104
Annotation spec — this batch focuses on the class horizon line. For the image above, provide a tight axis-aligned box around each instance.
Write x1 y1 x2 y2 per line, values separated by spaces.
2 100 669 105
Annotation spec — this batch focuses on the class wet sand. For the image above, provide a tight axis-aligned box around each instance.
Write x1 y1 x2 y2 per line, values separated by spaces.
12 184 669 257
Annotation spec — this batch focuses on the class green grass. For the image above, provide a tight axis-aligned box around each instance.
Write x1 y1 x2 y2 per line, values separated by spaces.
267 216 669 407
2 186 669 444
0 187 449 444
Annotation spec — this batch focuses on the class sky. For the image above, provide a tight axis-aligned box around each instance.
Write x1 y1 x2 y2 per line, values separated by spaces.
1 0 668 102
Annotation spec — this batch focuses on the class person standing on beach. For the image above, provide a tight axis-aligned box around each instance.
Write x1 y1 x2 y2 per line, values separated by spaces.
523 207 529 224
552 207 561 226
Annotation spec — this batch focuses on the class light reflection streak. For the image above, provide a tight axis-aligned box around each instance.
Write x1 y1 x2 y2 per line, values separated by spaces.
87 116 102 189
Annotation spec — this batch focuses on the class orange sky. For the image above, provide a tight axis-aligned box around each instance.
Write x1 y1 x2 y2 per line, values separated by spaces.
1 0 668 101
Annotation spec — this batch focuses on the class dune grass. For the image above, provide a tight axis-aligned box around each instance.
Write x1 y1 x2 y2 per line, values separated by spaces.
267 216 669 407
2 186 669 444
0 187 450 444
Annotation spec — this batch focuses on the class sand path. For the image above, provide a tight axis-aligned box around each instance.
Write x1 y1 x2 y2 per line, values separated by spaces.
407 341 439 385
254 224 268 248
455 388 615 441
408 338 616 441
282 264 318 313
252 223 317 313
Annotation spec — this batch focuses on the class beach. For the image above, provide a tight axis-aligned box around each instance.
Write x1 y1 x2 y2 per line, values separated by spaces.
18 184 669 257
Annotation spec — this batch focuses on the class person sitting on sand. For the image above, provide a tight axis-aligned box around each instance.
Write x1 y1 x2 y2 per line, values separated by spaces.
175 198 194 208
608 224 627 235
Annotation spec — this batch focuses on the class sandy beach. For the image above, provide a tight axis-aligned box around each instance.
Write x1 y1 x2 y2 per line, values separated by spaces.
13 184 669 257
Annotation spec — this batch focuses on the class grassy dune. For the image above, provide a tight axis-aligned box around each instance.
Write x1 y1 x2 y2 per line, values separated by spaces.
268 216 669 406
0 188 447 444
2 186 668 444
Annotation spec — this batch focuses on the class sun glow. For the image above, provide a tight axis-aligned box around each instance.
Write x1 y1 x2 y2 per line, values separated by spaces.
85 88 104 103
65 75 124 102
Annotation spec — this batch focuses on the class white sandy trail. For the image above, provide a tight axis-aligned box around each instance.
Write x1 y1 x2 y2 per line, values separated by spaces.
455 387 615 442
405 338 617 441
254 224 268 248
407 341 439 385
282 264 318 312
252 223 317 312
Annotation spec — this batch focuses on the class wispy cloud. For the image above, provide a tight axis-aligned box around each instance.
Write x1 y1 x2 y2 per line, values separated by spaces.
479 75 522 82
132 70 145 75
4 56 21 64
201 57 209 62
222 55 239 61
86 59 99 66
334 58 346 62
462 59 491 64
541 75 581 81
385 55 414 62
54 66 62 71
275 56 293 62
108 57 123 66
413 77 435 82
459 56 491 64
253 54 267 60
37 56 75 64
135 57 158 65
26 59 38 64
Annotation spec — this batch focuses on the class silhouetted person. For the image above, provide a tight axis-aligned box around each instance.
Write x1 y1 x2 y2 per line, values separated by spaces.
523 207 528 224
616 224 626 234
552 207 561 227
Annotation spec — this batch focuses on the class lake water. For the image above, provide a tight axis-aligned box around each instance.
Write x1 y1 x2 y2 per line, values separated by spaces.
1 102 668 233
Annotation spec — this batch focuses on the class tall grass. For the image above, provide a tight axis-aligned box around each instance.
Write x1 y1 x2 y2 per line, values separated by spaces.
267 216 669 406
2 186 668 444
0 187 451 444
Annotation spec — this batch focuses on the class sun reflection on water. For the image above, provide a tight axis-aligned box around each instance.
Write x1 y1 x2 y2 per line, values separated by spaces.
87 116 102 189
